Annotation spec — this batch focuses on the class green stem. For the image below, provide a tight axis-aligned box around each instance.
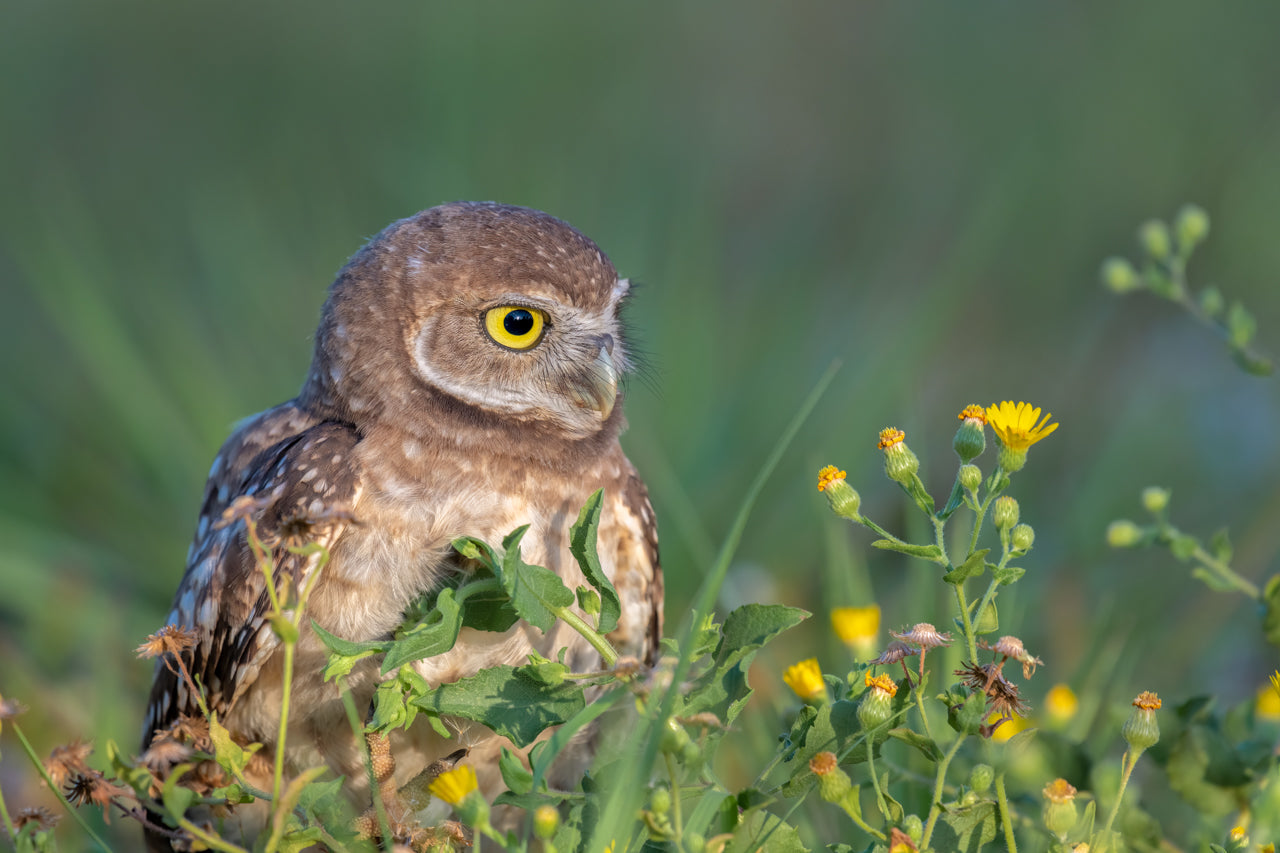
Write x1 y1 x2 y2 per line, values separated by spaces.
11 723 114 853
865 735 889 821
664 752 687 852
339 681 393 851
1191 544 1260 599
1097 749 1139 851
858 517 917 551
914 686 935 745
922 733 967 848
553 606 619 667
270 640 294 814
953 584 979 661
995 772 1019 853
0 763 16 840
177 816 250 853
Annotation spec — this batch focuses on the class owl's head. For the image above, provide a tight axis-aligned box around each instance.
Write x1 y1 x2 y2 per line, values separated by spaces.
301 203 636 443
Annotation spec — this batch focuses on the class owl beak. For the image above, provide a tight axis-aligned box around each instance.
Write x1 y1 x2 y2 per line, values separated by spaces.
573 345 618 420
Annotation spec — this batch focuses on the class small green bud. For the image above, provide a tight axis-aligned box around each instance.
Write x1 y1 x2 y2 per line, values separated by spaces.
660 717 694 756
953 406 987 462
1041 779 1079 842
969 764 994 794
685 832 706 853
901 814 924 844
959 464 982 493
1199 286 1225 318
1106 519 1143 548
883 442 920 486
649 786 672 816
960 790 980 807
825 478 862 520
992 496 1019 531
1011 523 1035 552
1139 220 1172 261
1101 257 1140 293
997 444 1027 474
810 752 853 804
1175 204 1210 252
1122 691 1161 753
533 804 560 840
1170 534 1197 560
974 600 999 634
1141 487 1170 514
454 792 490 828
858 674 898 732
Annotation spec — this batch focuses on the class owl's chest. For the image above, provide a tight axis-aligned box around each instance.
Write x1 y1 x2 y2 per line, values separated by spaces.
311 449 607 644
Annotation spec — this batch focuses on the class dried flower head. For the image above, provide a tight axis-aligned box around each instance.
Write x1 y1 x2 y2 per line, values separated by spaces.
217 494 273 529
888 827 920 853
1042 778 1077 804
135 625 198 660
986 401 1059 452
958 404 988 425
809 751 838 777
13 806 60 833
984 635 1044 678
877 427 905 450
428 765 479 806
783 658 826 701
957 662 1029 719
891 623 953 650
45 740 93 786
871 641 919 666
139 735 194 773
817 465 847 492
276 506 358 548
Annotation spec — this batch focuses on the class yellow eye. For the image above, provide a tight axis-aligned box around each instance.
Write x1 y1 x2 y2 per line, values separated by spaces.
484 305 546 350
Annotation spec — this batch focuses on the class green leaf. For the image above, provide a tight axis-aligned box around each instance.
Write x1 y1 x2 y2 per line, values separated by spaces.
267 766 329 852
570 489 621 634
457 577 520 632
934 800 998 851
1209 527 1233 563
209 716 261 783
367 668 428 732
1170 534 1198 561
452 536 500 570
726 808 810 853
381 587 465 672
275 827 327 853
1191 566 1240 593
499 746 534 795
411 664 586 747
311 620 387 656
887 727 941 761
682 605 808 728
499 526 575 632
160 762 197 820
781 700 868 796
943 549 989 585
872 539 944 560
992 564 1025 586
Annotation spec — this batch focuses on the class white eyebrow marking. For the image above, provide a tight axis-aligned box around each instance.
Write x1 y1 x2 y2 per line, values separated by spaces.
611 277 631 300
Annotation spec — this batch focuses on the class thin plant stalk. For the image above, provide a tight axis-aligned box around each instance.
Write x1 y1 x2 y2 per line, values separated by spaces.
921 733 968 848
11 722 114 853
994 771 1019 853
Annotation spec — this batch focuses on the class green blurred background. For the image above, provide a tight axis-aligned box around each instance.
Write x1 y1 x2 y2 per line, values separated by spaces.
2 2 1278 847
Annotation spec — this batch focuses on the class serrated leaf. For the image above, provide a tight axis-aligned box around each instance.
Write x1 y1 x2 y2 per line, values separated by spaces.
570 489 621 634
683 605 808 728
1191 567 1239 593
992 564 1025 586
781 701 869 796
943 549 989 584
275 827 326 853
887 727 941 761
872 539 944 560
499 526 575 632
411 664 586 747
381 587 464 672
1209 527 1233 563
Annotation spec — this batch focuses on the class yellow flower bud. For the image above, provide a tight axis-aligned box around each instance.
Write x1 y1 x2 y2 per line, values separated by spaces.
1141 487 1170 514
993 496 1020 531
1101 257 1140 293
1106 519 1143 548
1011 523 1035 552
1140 220 1172 261
1175 204 1210 252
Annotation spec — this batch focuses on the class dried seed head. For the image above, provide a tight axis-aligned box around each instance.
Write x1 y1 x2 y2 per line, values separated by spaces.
45 740 93 786
13 806 59 833
135 625 198 660
871 641 919 666
891 623 953 650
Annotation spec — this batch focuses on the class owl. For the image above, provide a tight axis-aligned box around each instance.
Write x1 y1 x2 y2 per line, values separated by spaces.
142 202 662 845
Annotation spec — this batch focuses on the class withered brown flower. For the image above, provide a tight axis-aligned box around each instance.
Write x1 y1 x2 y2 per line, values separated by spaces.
135 625 198 660
45 740 93 787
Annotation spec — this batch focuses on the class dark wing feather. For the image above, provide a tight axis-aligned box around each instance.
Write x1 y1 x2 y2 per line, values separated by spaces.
143 404 361 744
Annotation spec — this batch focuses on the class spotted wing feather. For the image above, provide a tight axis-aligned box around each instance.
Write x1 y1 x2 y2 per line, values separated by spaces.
143 405 361 742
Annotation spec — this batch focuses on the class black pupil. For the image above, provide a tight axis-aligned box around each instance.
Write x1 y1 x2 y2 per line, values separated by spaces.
504 309 535 336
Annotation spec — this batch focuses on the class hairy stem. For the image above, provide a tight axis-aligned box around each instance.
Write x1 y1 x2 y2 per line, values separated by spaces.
1098 748 1140 851
922 733 967 848
995 771 1019 853
554 606 620 667
11 722 115 853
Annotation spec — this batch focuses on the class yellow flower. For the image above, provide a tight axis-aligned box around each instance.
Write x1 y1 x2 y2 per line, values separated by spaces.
831 605 880 658
864 672 898 698
1271 669 1280 699
957 404 988 424
817 465 847 492
1258 680 1280 720
877 427 905 449
1044 684 1079 725
985 401 1058 452
988 711 1028 743
428 765 479 806
783 658 826 701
